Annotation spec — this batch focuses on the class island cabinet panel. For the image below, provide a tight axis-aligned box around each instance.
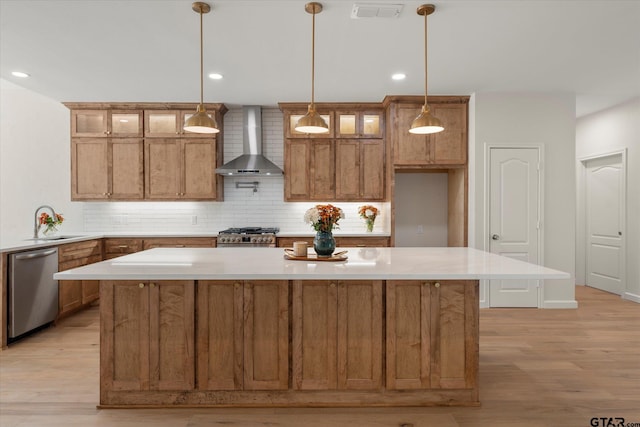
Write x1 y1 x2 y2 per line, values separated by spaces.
292 280 382 391
386 280 478 392
292 280 338 390
337 280 383 390
101 280 194 400
196 281 244 391
277 236 390 248
243 281 289 390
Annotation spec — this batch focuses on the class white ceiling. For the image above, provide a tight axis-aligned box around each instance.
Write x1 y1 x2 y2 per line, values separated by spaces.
1 0 639 117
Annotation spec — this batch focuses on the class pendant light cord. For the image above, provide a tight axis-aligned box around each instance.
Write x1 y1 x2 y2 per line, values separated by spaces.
199 7 205 106
311 9 316 108
423 10 428 108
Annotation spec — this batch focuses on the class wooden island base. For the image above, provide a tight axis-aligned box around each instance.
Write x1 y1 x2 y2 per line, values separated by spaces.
100 279 479 408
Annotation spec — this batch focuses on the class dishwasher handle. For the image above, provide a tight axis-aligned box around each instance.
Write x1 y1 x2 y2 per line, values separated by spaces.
14 249 58 260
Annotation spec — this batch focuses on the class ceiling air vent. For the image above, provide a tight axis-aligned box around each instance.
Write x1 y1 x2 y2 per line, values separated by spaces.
351 3 403 19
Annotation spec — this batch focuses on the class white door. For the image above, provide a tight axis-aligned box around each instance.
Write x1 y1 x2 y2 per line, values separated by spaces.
585 155 624 295
488 147 541 307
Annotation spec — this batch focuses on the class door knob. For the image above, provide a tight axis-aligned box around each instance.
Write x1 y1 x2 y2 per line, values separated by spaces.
492 234 500 240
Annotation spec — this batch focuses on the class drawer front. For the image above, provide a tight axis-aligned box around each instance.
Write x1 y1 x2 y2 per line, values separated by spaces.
58 240 103 264
142 237 215 249
335 237 389 247
276 237 314 248
104 238 143 255
60 254 102 271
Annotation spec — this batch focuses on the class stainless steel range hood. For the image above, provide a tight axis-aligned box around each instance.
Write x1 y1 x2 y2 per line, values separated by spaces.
215 106 283 176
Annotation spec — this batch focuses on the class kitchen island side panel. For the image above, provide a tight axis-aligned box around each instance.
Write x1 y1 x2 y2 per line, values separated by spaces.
99 279 480 408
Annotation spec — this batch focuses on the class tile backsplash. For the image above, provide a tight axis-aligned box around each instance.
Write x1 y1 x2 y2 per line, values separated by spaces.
82 107 390 234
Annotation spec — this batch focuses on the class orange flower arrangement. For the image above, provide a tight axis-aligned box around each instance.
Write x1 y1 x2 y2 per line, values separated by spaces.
358 205 379 232
39 212 64 236
304 204 344 233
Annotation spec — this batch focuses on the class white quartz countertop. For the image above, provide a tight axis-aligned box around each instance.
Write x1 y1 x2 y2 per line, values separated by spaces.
54 247 570 281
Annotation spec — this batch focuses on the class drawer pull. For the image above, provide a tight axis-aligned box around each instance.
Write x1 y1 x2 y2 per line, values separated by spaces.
138 283 145 288
117 245 128 248
434 282 440 288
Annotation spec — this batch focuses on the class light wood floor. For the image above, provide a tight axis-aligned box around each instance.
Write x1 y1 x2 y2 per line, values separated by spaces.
1 285 638 427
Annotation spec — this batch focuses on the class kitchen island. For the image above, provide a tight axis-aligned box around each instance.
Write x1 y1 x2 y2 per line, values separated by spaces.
54 247 569 408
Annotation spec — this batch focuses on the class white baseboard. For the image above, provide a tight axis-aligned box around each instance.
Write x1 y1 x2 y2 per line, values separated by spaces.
542 300 578 309
623 292 640 303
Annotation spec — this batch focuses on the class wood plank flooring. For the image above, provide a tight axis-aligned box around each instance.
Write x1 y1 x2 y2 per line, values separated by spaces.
1 285 638 426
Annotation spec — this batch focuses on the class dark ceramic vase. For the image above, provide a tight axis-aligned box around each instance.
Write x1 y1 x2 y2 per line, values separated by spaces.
313 230 336 257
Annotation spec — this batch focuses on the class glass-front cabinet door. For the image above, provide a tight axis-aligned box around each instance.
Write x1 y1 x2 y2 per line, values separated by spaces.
71 110 142 137
145 110 214 138
285 111 334 139
335 110 383 139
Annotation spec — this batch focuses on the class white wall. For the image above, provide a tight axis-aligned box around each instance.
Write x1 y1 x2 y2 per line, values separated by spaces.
472 92 577 308
0 79 83 242
576 97 640 302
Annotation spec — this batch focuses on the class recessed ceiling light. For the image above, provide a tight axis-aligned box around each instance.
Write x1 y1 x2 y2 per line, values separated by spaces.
392 73 406 81
208 73 223 80
12 71 30 78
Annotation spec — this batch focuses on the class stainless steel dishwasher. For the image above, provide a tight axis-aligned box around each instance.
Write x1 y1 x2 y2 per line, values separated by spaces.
8 247 59 341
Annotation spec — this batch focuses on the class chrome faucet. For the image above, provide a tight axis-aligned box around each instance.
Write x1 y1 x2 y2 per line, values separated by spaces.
34 205 57 238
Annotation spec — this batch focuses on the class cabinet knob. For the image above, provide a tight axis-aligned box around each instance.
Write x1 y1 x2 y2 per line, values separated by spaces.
138 283 145 288
176 193 180 196
149 283 156 288
234 282 241 288
330 282 336 288
434 282 440 288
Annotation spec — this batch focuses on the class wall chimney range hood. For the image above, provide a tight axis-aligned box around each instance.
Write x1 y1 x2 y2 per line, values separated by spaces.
215 106 283 176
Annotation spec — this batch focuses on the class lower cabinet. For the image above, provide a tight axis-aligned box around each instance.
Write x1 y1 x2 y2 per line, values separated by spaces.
197 280 289 391
386 280 478 391
58 240 103 318
99 279 478 406
100 280 194 392
292 280 383 390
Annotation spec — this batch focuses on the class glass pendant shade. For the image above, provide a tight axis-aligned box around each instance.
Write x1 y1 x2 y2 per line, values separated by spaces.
184 104 219 134
409 104 443 134
295 105 329 134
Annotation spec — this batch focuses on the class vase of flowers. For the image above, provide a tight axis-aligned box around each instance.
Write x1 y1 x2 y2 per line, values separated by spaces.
358 205 379 232
39 212 64 238
304 204 344 257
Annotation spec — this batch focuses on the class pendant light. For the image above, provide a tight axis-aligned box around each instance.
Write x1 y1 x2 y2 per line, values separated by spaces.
409 4 444 135
184 2 220 134
295 2 329 134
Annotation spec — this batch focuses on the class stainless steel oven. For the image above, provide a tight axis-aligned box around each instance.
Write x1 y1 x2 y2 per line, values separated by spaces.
217 227 278 248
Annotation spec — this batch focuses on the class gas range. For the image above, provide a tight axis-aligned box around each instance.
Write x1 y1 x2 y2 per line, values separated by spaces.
217 227 279 247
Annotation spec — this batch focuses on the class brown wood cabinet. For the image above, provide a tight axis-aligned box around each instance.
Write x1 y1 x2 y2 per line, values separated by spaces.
103 238 144 260
197 280 288 391
57 240 103 318
100 280 195 394
64 103 227 202
280 103 386 202
144 110 218 138
70 109 143 138
335 109 384 139
386 280 478 392
335 139 384 200
71 138 144 200
142 237 216 249
292 280 382 390
385 96 468 167
145 138 220 200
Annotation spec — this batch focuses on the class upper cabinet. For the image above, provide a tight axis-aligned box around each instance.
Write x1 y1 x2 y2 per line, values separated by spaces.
144 110 220 138
71 109 143 138
280 103 386 202
384 96 469 167
335 110 384 139
64 103 227 202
